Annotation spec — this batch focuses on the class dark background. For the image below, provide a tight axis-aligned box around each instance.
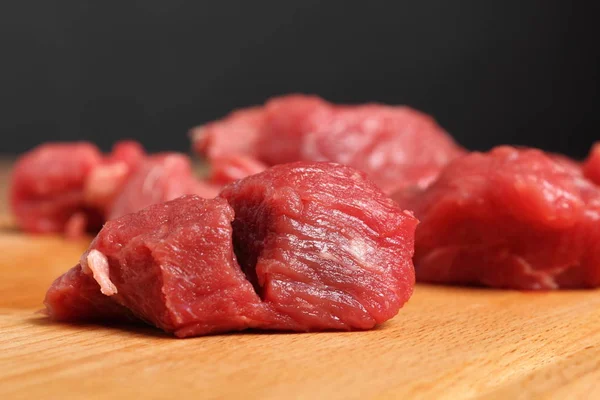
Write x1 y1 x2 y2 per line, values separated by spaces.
1 1 598 157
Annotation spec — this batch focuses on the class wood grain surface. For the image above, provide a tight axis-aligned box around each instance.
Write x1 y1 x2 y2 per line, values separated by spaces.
1 164 599 399
0 159 11 226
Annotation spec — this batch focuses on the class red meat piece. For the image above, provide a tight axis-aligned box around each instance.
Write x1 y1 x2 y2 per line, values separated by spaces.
207 154 268 185
44 162 417 337
44 265 134 322
107 153 219 220
11 141 145 237
190 96 330 184
550 152 582 176
83 141 146 210
583 142 600 185
191 106 264 161
10 142 104 236
393 146 600 289
220 162 417 330
190 94 464 191
11 141 220 236
257 95 333 165
47 196 278 336
107 140 146 165
297 105 464 192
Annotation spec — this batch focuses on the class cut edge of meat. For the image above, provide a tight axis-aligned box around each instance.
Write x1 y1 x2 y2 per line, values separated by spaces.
43 264 135 323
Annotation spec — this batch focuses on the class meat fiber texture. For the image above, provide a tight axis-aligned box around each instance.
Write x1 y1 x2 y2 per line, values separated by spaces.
191 94 464 192
10 141 218 238
393 146 600 289
44 162 418 337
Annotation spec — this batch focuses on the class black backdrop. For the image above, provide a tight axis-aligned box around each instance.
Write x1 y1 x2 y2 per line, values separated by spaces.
1 1 598 157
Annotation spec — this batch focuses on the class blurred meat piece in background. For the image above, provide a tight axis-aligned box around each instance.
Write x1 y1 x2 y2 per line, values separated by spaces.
393 146 600 289
191 94 465 193
583 142 600 185
83 141 146 211
10 141 218 238
107 153 219 220
191 106 265 161
206 154 268 186
10 142 105 237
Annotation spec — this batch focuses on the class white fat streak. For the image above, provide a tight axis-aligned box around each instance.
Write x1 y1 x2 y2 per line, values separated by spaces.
319 251 339 263
347 238 371 263
94 162 128 182
512 255 560 290
301 131 329 161
141 164 164 195
82 249 118 296
85 162 128 200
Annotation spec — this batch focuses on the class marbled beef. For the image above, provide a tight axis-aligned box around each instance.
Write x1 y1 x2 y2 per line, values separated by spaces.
44 162 417 336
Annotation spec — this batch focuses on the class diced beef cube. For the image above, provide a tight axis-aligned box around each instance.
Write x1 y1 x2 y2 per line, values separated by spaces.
10 142 104 236
45 162 417 336
393 146 600 289
190 94 464 191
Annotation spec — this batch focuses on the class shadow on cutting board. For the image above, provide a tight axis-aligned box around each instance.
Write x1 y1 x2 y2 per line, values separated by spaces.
24 311 395 340
25 314 174 340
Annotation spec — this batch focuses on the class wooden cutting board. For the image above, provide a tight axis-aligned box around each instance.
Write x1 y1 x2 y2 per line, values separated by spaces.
1 160 600 399
1 232 599 399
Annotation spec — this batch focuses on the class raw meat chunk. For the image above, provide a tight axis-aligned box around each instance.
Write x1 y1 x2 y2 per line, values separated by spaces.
190 96 329 185
107 153 219 220
191 106 264 161
107 140 146 166
44 163 417 337
297 104 464 192
584 142 600 185
257 95 333 165
44 265 134 322
83 141 146 210
45 196 286 336
190 94 464 191
394 146 600 289
10 142 104 235
207 154 268 185
11 141 144 236
11 141 219 237
76 196 277 336
220 162 417 330
550 152 582 176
